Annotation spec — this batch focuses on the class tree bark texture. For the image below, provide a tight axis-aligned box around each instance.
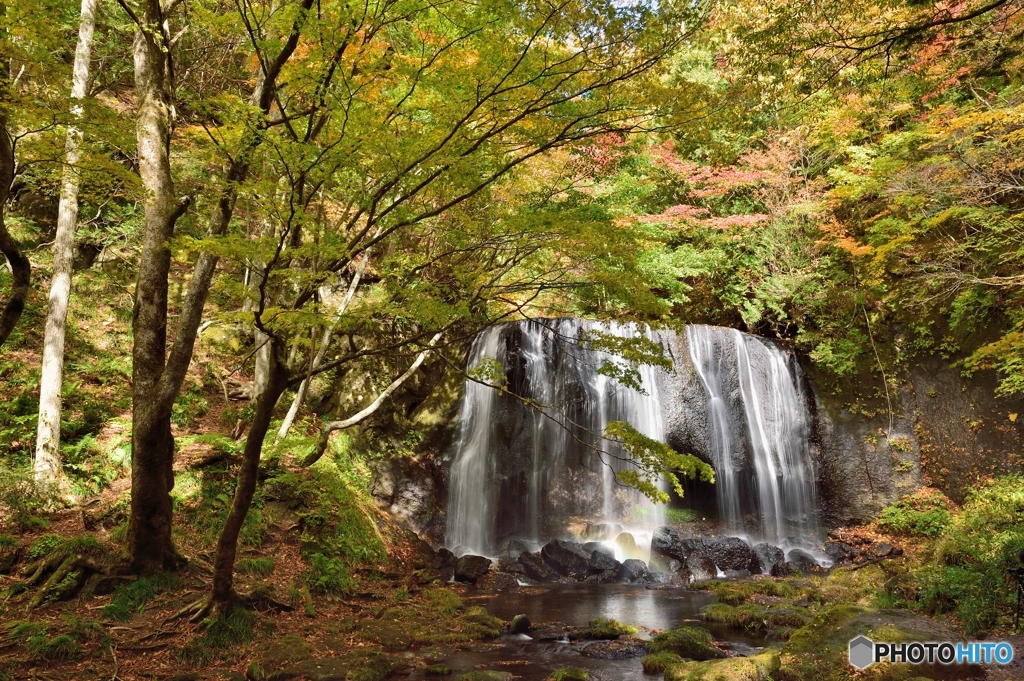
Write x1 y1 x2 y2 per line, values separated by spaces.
209 347 288 607
34 0 98 483
127 0 189 574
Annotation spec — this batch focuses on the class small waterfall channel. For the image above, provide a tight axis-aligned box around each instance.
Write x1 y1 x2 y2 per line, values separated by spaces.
445 319 823 559
686 325 821 552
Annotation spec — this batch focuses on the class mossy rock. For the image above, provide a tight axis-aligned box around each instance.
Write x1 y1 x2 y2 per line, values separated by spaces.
358 615 415 650
647 626 725 661
548 667 589 680
642 651 683 673
256 633 312 671
665 649 780 681
575 617 638 640
777 605 976 681
457 606 502 640
426 665 453 676
280 650 391 681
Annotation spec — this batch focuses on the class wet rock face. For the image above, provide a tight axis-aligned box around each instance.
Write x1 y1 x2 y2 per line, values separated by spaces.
684 553 717 582
752 542 785 576
433 548 456 583
541 539 591 579
455 554 493 582
782 548 824 575
618 559 651 583
700 537 759 573
518 551 559 582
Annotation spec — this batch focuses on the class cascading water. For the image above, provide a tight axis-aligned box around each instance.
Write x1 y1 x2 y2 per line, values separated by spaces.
686 325 821 548
445 319 823 561
445 319 667 557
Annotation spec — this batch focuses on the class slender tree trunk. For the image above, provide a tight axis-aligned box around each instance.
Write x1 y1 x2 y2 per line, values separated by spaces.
303 331 444 466
127 0 190 574
276 250 371 441
209 345 287 609
34 0 98 484
0 4 30 349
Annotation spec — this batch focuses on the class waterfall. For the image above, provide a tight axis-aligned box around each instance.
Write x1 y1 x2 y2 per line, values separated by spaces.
686 325 821 548
445 319 667 557
445 320 823 559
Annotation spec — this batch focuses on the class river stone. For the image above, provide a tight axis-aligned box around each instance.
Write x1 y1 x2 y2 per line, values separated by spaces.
433 548 456 583
581 636 647 659
475 571 518 592
685 553 717 582
665 649 779 681
510 614 531 635
618 559 650 583
518 551 559 582
700 537 758 572
753 542 785 575
541 539 591 578
455 554 492 582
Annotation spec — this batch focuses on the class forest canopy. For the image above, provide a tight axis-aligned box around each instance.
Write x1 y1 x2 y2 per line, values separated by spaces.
1 0 1024 620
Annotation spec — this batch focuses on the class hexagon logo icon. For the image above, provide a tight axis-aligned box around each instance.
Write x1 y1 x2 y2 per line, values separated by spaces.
849 635 875 669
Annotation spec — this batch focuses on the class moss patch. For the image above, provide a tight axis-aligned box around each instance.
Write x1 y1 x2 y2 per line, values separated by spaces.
647 626 725 661
777 605 969 681
665 649 780 681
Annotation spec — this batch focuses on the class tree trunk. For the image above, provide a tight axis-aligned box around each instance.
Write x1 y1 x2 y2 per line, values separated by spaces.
127 0 189 574
0 6 30 349
121 0 314 573
209 345 288 609
34 0 98 484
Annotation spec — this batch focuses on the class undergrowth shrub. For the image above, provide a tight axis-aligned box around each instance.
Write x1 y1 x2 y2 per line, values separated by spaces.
877 487 954 537
178 607 262 666
101 573 182 621
264 455 387 596
913 476 1024 634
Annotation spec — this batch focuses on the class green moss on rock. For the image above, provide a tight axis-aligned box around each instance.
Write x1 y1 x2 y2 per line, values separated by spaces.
647 626 725 661
665 649 780 681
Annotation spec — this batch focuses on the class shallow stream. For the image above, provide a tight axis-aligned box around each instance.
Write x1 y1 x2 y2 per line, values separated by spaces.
403 583 769 680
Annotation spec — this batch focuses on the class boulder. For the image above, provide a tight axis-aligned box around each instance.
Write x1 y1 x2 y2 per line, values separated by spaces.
455 554 492 582
618 559 650 583
752 542 785 575
518 551 559 582
651 526 689 561
588 549 621 574
685 553 717 582
647 626 725 661
432 548 456 583
509 614 531 635
700 537 758 573
783 548 822 575
615 531 646 560
584 522 622 540
541 539 591 578
581 541 605 554
503 538 532 561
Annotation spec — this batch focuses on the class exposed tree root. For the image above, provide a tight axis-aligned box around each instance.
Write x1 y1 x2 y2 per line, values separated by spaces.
170 587 295 624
